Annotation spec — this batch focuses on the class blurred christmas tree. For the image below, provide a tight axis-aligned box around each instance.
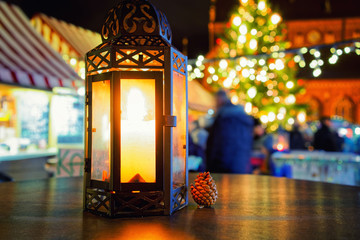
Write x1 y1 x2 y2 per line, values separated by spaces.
197 0 306 131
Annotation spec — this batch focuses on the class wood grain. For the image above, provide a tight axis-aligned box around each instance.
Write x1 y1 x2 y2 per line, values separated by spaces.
0 173 360 239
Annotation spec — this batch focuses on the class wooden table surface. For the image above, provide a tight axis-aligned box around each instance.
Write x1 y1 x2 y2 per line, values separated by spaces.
0 173 360 240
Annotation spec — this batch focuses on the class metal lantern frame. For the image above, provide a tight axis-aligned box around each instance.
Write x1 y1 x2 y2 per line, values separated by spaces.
83 0 188 217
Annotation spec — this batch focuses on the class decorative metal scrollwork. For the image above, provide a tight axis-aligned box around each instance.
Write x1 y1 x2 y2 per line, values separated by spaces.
158 10 172 43
101 0 172 45
102 6 120 41
123 3 156 34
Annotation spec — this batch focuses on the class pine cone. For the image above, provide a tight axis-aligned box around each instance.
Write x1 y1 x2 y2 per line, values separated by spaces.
190 172 218 208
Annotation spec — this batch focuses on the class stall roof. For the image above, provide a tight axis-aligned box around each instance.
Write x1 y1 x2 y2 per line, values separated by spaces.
0 1 82 90
188 80 215 113
31 13 102 58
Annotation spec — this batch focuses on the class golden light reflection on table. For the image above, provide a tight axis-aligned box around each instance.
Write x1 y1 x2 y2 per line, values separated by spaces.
105 223 196 240
120 79 156 183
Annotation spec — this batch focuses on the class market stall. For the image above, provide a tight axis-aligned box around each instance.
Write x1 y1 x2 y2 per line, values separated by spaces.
272 150 360 186
0 2 84 162
31 13 102 79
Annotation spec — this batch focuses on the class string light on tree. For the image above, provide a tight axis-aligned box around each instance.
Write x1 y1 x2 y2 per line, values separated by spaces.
193 0 303 130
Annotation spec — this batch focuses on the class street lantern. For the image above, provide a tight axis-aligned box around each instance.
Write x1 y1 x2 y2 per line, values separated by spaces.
83 0 188 217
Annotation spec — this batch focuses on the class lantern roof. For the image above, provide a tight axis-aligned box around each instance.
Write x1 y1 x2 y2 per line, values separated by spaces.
101 0 172 46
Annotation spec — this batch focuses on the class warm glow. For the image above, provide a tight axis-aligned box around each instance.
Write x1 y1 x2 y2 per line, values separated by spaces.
197 55 204 61
77 86 85 96
172 71 187 187
310 60 318 69
299 60 306 68
355 127 360 135
268 112 276 122
233 16 242 26
276 143 284 151
231 95 239 104
219 59 228 69
70 58 77 66
239 25 247 35
285 94 296 104
297 112 306 123
275 59 284 70
238 35 246 43
258 1 266 10
208 66 215 74
271 13 282 24
126 89 147 121
121 79 156 183
260 115 268 124
329 55 338 64
277 113 284 120
91 80 111 182
247 87 257 98
313 68 322 77
223 78 232 88
249 39 257 50
242 69 250 78
245 102 252 113
300 47 308 54
239 57 247 67
286 81 294 89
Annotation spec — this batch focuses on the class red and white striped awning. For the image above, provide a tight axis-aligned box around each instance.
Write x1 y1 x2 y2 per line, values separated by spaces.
32 13 102 58
0 1 83 90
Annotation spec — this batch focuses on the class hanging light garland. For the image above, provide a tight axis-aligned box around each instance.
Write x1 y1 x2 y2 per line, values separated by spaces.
189 38 360 80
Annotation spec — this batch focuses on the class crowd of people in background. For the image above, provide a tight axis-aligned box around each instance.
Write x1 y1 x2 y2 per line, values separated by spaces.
189 90 360 175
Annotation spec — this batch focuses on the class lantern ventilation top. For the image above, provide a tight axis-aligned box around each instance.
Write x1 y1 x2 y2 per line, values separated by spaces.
101 0 172 45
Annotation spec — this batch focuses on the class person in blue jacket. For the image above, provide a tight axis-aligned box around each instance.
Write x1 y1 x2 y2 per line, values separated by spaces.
206 90 254 174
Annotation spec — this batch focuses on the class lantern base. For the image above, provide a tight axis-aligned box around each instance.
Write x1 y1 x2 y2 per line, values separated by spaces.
84 188 166 217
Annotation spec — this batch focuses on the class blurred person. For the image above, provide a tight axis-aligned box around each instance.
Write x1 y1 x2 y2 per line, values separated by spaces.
190 119 208 150
289 122 306 150
355 137 360 155
313 116 337 152
188 130 206 172
189 119 208 172
252 118 273 175
206 90 253 174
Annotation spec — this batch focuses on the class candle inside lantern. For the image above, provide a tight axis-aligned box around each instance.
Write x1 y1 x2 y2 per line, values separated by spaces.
120 79 156 183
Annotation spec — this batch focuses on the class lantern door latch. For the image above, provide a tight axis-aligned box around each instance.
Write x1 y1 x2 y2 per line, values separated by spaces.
163 115 177 127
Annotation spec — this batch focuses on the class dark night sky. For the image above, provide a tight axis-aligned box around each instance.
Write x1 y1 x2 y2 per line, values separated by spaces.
4 0 211 58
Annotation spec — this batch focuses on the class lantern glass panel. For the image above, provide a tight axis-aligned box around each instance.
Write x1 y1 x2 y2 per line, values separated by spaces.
91 80 111 182
172 71 187 188
120 79 156 183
